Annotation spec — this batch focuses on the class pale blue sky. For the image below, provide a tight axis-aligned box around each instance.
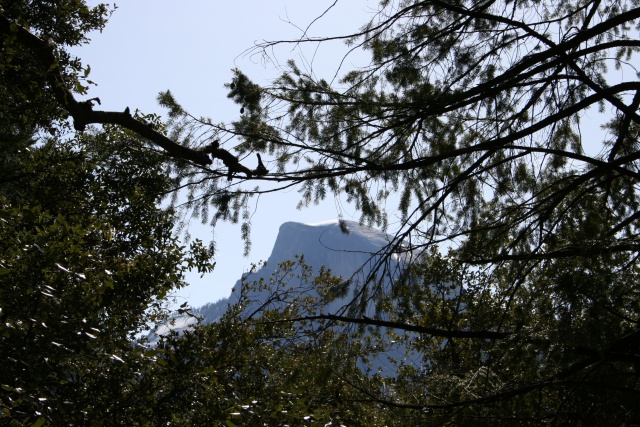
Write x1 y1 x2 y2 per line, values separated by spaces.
72 1 379 305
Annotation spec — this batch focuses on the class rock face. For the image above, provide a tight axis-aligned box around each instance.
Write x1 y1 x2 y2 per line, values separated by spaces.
234 220 398 316
265 220 393 278
155 220 415 375
195 220 397 322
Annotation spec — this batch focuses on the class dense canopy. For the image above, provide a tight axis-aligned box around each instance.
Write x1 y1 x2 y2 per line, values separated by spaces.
165 0 640 423
2 0 640 425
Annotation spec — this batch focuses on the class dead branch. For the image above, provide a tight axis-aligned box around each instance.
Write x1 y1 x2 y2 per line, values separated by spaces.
0 13 259 169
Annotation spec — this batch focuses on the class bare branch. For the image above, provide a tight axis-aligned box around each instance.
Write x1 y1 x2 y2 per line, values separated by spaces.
0 12 242 168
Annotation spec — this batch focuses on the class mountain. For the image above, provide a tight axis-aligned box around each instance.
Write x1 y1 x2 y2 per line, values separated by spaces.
149 220 415 374
149 220 400 341
260 219 394 278
194 219 398 322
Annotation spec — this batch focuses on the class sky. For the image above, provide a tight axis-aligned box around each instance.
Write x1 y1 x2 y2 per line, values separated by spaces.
71 1 379 306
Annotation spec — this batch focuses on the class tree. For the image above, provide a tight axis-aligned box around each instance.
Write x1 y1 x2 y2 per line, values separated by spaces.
3 0 640 424
0 126 214 425
0 3 221 424
143 258 393 426
0 1 110 135
158 0 640 423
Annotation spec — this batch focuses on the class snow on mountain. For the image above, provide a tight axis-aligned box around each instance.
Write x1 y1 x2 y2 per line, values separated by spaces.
145 313 198 346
